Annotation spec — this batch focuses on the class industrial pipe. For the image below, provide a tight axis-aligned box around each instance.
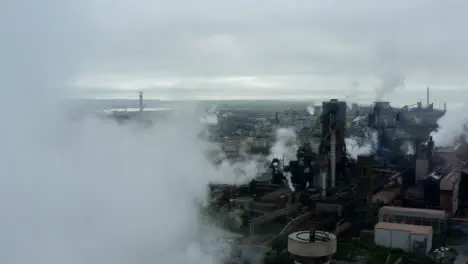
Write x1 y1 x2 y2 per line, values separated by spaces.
330 131 336 188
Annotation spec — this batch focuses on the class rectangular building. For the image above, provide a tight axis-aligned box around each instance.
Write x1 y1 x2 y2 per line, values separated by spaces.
379 206 447 235
440 169 460 216
374 222 433 255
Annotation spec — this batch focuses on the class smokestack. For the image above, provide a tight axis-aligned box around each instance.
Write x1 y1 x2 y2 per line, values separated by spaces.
444 102 447 112
320 171 327 197
139 91 144 112
330 131 336 188
426 86 430 106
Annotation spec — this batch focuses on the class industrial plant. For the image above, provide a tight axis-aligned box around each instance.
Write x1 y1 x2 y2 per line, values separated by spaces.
105 90 467 264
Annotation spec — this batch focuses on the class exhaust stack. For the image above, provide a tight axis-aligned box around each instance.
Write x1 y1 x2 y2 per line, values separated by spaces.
139 91 144 112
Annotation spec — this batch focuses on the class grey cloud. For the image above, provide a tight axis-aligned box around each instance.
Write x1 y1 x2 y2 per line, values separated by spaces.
4 0 468 100
71 1 468 81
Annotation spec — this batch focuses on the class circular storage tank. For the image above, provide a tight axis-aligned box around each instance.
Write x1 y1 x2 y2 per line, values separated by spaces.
287 230 337 264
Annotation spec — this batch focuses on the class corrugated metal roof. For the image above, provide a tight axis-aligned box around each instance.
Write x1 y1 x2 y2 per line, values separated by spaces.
375 222 432 235
440 170 461 191
379 206 447 220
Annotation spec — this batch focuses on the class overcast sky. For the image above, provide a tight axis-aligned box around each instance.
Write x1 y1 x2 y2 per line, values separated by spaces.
3 0 468 103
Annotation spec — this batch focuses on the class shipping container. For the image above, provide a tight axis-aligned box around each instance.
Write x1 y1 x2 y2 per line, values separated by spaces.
374 222 433 254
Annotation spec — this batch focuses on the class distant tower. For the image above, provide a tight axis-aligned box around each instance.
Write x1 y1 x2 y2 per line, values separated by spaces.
319 99 347 188
139 91 144 112
426 86 430 106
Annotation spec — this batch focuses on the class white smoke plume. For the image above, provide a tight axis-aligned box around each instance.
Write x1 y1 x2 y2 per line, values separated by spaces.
0 0 271 263
268 127 299 164
401 140 415 155
201 113 219 125
1 98 269 264
374 72 406 101
268 128 298 191
345 129 379 159
431 104 468 147
306 106 315 115
201 105 219 125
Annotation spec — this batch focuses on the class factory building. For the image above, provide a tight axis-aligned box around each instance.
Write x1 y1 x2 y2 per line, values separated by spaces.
374 222 433 255
439 170 460 216
378 206 447 235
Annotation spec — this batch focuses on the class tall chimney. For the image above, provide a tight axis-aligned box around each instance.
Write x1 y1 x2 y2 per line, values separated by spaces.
444 102 447 112
139 91 144 112
426 86 430 106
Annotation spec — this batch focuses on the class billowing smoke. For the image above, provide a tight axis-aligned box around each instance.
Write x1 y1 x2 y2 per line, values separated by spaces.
1 0 269 263
212 151 267 186
374 72 406 101
201 113 219 125
1 97 269 264
345 129 379 159
268 128 298 191
401 140 415 155
431 104 468 147
200 105 219 125
306 106 315 115
269 128 299 164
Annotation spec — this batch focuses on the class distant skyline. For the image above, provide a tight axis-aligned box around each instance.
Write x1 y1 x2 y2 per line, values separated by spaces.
71 78 462 108
6 0 468 106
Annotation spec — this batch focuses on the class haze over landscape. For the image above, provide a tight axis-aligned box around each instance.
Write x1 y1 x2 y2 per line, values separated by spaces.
5 0 468 103
2 1 468 264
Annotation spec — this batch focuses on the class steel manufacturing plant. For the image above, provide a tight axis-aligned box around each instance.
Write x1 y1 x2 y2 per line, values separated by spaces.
202 92 468 264
104 91 467 264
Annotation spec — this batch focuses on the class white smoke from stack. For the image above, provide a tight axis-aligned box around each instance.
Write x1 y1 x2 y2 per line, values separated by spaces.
374 72 406 101
352 115 366 123
345 129 378 159
306 106 315 115
269 127 299 164
401 141 415 155
205 138 267 185
269 128 298 192
431 104 468 147
214 155 267 186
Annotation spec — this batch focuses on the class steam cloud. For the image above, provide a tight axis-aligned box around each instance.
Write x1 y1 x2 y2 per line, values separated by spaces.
374 72 406 101
201 113 219 125
401 140 415 155
345 129 379 159
268 127 299 164
268 127 298 191
431 104 468 147
1 92 270 264
0 19 261 260
306 106 315 115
